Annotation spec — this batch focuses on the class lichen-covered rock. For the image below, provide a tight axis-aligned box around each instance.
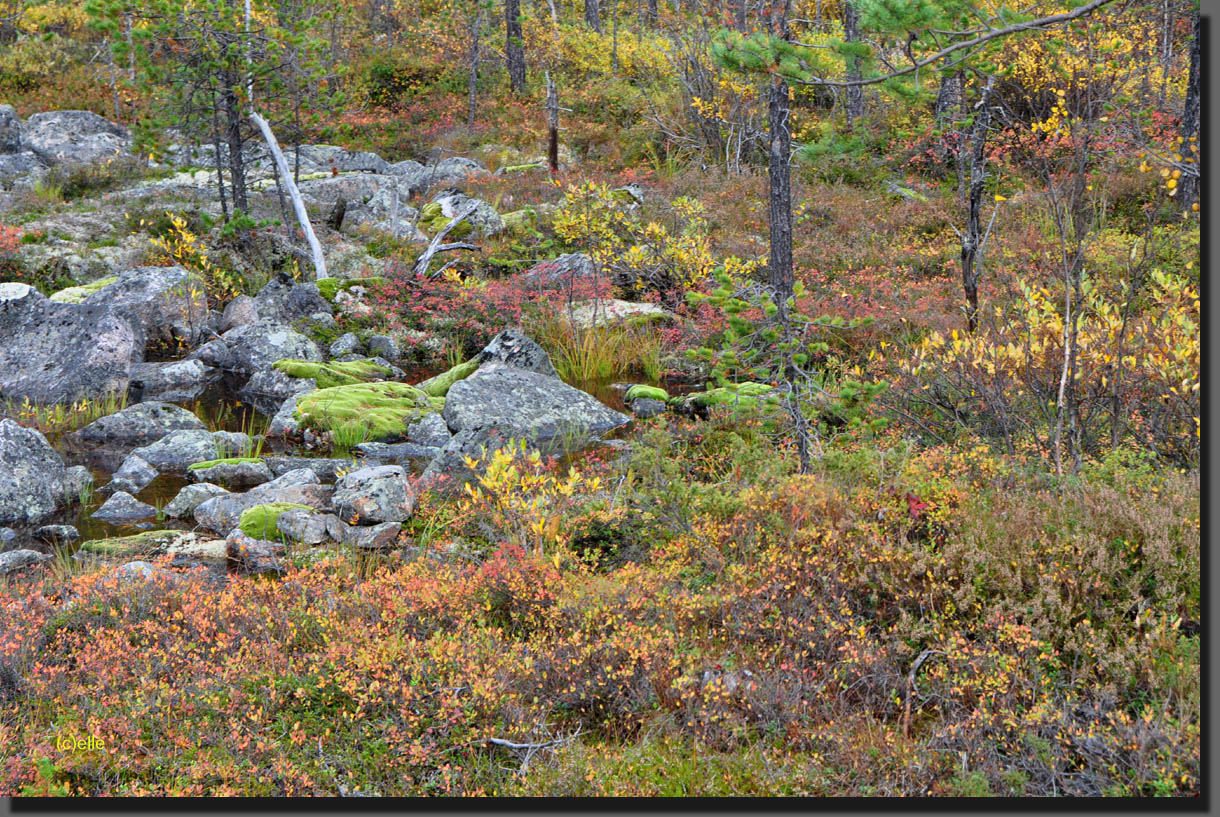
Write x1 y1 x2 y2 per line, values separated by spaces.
75 401 206 446
225 529 284 576
264 457 347 483
188 458 273 488
407 412 452 447
353 441 441 463
443 365 630 442
475 328 559 378
260 467 321 488
129 429 249 474
163 482 229 518
194 483 333 534
0 549 52 576
367 334 399 361
220 319 322 374
237 366 315 415
100 454 158 496
266 394 304 438
564 298 672 331
219 294 259 333
522 253 601 287
34 524 78 545
629 397 668 419
126 359 216 403
340 520 401 550
80 266 210 348
91 491 157 525
22 110 131 168
0 419 67 525
275 509 339 545
332 465 415 525
253 274 332 324
0 104 20 153
63 466 94 502
0 282 141 404
329 332 362 357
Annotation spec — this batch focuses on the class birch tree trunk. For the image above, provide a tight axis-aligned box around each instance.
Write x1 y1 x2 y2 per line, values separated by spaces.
251 111 329 280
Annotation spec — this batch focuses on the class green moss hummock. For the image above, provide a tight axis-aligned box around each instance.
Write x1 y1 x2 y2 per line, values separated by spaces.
415 358 479 397
625 384 670 403
687 381 775 409
273 358 394 389
186 456 263 472
294 381 444 442
238 503 312 540
418 202 473 237
78 530 185 557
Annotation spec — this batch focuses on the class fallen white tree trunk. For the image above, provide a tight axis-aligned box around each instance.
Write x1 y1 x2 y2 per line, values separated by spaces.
250 110 328 280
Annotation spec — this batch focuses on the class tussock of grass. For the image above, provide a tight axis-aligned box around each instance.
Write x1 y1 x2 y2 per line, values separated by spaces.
294 381 443 442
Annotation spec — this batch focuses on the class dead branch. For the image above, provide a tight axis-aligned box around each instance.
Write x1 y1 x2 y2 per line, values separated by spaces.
413 201 480 277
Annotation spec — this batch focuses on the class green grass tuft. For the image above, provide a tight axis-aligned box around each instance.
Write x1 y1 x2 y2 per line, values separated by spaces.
238 503 312 540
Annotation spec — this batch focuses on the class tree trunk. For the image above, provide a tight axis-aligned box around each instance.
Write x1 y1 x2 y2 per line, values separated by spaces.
767 77 793 303
842 1 863 127
222 79 248 214
585 0 601 32
251 111 328 279
468 5 484 131
546 72 560 172
647 0 658 25
1178 9 1201 211
933 70 962 130
960 78 995 334
734 0 747 31
505 0 526 94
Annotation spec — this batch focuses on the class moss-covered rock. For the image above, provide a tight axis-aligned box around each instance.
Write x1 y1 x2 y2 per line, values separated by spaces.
48 276 118 303
78 529 187 557
273 358 393 389
238 502 312 540
294 381 445 442
315 276 389 303
186 456 263 472
625 384 670 403
687 381 775 409
415 358 479 398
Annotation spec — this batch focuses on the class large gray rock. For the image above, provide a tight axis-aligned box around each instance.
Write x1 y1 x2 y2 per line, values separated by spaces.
367 334 399 360
0 419 67 525
264 456 348 482
194 483 334 534
220 319 322 374
522 253 601 287
331 465 415 525
225 530 284 576
353 441 440 463
0 282 141 404
63 466 94 501
22 110 131 168
34 524 78 545
163 482 229 518
266 394 304 438
0 105 21 154
443 365 629 441
75 401 206 446
91 491 157 525
329 332 362 358
253 274 332 324
127 359 216 402
81 266 209 349
418 425 513 492
0 549 52 576
129 429 249 474
475 328 558 378
340 521 401 550
260 467 320 489
188 459 273 489
101 454 158 496
275 509 338 545
0 151 47 182
407 412 452 448
219 294 259 333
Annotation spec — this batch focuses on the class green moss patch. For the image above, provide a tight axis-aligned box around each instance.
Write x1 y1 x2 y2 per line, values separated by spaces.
48 276 118 303
187 456 263 472
294 381 444 442
273 358 394 389
315 276 389 303
415 358 479 397
79 530 185 557
625 384 670 403
238 503 312 540
688 381 775 409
